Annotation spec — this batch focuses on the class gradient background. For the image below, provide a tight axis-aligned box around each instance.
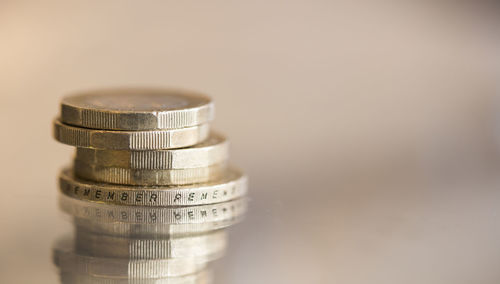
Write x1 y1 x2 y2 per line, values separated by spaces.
0 1 499 283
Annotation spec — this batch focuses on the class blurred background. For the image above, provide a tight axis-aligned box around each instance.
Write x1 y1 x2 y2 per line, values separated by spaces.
0 1 499 283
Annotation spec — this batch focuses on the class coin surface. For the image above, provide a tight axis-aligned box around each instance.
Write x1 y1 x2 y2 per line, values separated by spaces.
53 119 210 150
74 160 227 186
61 88 214 131
74 132 229 169
59 167 247 206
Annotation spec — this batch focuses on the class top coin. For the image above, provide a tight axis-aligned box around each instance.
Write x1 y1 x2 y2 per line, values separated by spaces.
61 88 214 131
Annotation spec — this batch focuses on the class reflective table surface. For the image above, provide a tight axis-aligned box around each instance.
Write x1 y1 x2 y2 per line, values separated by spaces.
3 162 500 283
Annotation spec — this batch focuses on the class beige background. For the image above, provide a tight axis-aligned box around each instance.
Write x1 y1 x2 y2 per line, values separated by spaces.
0 1 499 283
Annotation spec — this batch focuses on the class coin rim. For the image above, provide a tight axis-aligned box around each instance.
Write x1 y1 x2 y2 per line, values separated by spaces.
59 167 247 206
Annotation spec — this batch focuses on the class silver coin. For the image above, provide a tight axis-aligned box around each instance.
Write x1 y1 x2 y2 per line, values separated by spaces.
74 160 227 186
74 132 229 169
61 88 214 130
59 167 247 206
53 119 210 150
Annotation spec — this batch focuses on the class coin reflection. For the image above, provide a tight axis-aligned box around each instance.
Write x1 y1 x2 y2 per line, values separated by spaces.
53 194 247 283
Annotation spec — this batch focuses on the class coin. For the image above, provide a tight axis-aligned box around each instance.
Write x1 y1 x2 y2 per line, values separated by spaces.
75 229 227 259
74 132 229 169
74 160 227 186
59 167 247 206
61 88 214 131
53 119 210 150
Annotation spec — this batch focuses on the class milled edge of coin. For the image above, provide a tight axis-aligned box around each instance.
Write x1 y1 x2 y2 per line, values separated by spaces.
73 160 227 186
60 194 248 225
75 229 227 259
60 88 214 131
53 119 210 150
59 167 247 206
74 132 229 169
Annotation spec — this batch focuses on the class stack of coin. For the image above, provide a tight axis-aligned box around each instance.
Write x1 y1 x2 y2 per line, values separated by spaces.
53 88 247 206
52 88 248 283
